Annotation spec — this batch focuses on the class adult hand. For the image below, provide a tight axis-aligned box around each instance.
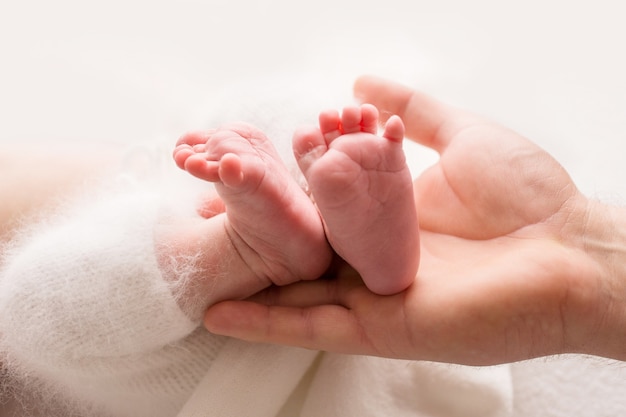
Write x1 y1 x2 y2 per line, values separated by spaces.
204 76 626 365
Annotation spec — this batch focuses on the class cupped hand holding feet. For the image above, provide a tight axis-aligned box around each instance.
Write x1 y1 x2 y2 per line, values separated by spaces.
204 76 626 365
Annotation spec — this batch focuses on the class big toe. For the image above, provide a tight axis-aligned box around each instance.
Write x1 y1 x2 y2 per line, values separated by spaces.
292 126 327 177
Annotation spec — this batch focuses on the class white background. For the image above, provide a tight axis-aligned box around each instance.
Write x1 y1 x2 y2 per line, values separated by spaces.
2 1 626 415
2 0 626 197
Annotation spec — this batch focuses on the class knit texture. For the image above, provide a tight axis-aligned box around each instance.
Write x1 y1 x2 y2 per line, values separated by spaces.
0 180 227 417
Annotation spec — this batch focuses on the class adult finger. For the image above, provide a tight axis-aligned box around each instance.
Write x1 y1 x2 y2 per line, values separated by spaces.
204 301 377 356
353 75 463 153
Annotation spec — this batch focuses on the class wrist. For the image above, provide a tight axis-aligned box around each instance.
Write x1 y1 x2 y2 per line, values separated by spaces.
568 199 626 359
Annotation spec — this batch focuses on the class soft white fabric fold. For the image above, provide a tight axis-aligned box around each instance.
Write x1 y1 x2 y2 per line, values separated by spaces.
177 340 319 417
300 354 512 417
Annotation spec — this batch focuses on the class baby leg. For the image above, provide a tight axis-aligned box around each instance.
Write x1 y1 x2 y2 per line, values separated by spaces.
174 123 331 286
293 104 419 295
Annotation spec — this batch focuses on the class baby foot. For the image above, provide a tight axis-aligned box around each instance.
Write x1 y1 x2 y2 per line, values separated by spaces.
292 104 419 295
174 123 331 286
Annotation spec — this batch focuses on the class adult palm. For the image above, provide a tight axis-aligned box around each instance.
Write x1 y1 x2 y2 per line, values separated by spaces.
204 76 610 365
